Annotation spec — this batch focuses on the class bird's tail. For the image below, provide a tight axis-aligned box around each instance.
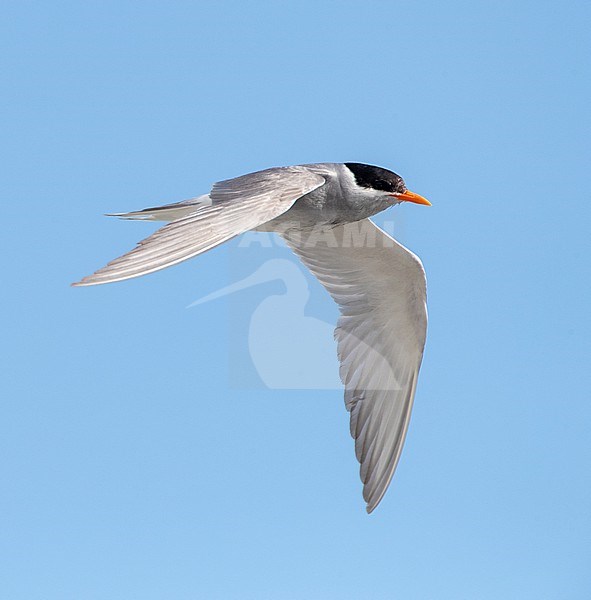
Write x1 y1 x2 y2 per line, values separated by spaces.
106 194 211 221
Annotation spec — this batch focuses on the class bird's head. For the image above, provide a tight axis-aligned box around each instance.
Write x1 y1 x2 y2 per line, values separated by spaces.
344 162 431 206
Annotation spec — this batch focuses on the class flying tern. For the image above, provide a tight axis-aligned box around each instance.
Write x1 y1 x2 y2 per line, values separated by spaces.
73 162 431 513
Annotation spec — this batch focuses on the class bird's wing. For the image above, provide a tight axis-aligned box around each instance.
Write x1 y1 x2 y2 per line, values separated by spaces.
283 219 427 513
73 166 325 286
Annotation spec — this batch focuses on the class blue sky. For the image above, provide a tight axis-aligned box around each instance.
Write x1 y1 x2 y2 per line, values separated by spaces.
1 1 590 598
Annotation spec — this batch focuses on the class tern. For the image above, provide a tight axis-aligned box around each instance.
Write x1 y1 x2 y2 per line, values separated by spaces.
73 162 431 513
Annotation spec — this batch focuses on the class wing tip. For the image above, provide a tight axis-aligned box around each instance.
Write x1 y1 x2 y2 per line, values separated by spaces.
362 479 389 515
364 491 383 514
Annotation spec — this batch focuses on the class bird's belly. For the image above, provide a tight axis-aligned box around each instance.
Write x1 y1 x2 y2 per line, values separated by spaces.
261 190 391 231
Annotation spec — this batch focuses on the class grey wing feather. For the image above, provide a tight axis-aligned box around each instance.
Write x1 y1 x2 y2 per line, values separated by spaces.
210 165 325 204
283 220 427 513
73 166 325 286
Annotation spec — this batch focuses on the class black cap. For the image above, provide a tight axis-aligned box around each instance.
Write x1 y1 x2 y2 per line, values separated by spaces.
345 163 406 194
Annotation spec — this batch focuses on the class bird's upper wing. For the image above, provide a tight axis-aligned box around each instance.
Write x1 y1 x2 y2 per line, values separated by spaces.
283 219 427 513
73 166 325 286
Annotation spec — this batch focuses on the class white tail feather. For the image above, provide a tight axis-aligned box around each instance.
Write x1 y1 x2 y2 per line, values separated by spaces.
107 195 211 222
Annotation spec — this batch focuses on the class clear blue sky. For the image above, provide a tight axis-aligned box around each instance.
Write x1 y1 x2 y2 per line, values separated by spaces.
1 1 590 598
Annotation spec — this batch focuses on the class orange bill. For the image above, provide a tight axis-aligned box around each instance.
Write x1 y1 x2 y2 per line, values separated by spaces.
390 189 431 206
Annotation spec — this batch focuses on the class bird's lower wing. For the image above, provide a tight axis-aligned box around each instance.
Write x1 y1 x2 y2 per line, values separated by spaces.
73 167 325 286
283 219 428 513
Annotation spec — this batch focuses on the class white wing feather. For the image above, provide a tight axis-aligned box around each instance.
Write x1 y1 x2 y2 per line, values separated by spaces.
73 166 325 286
284 219 427 513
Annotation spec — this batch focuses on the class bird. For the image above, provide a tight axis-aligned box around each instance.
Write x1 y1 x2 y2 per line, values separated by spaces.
73 162 431 513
